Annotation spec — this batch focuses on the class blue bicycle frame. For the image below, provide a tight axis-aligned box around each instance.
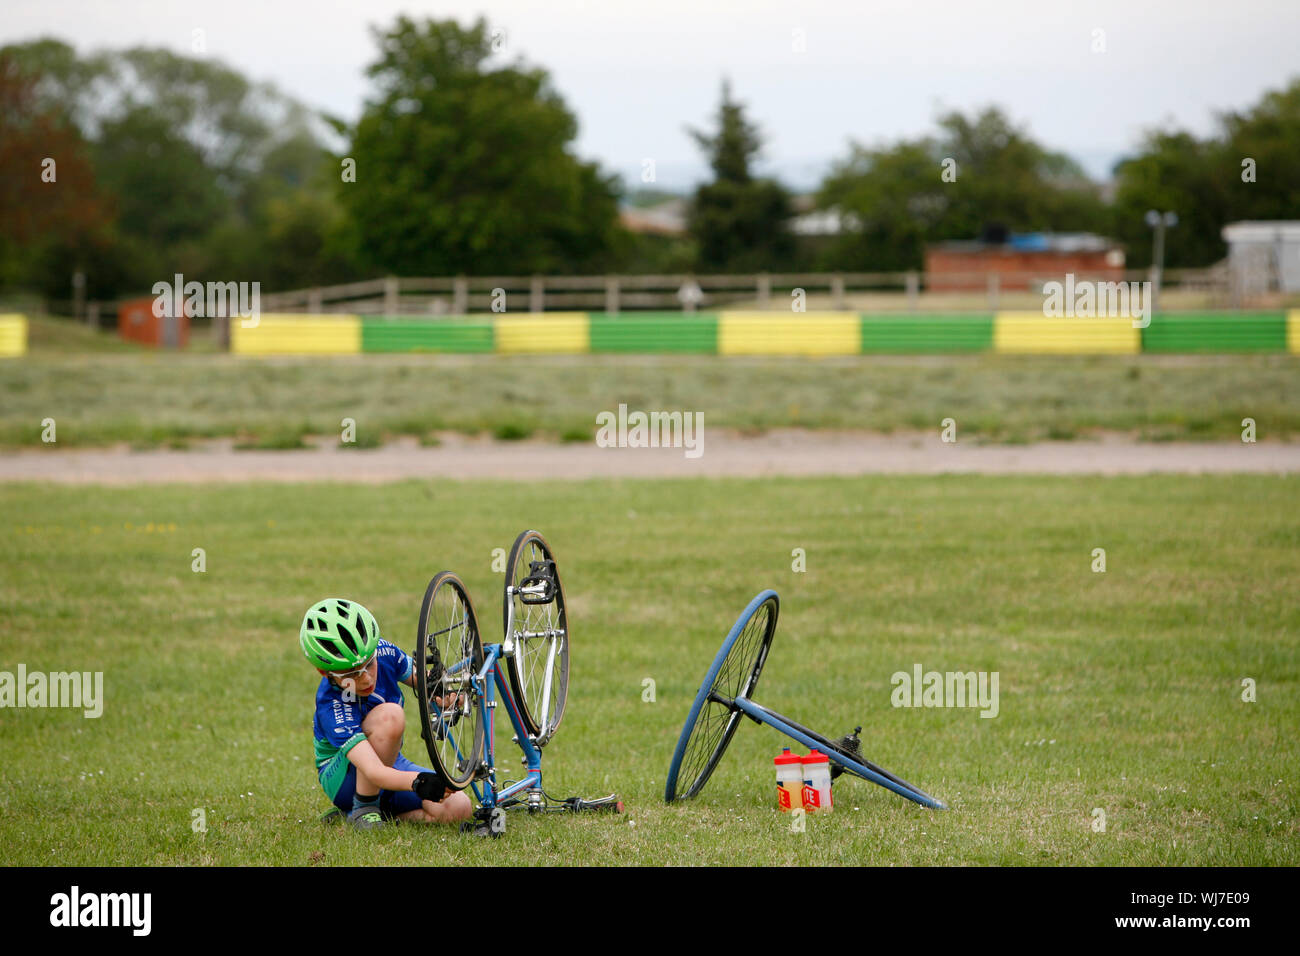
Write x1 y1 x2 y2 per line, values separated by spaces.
461 642 543 809
433 637 547 810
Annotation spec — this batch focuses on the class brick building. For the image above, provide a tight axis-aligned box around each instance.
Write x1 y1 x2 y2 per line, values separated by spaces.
925 233 1125 291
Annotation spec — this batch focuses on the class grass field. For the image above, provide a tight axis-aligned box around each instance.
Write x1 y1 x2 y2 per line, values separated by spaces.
0 475 1296 865
4 351 1300 449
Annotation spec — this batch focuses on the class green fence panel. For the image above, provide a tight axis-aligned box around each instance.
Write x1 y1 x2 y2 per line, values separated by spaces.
860 314 994 352
1140 312 1287 352
360 317 495 353
588 313 718 353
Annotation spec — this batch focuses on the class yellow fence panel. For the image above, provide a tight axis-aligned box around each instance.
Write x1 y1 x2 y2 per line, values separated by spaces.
718 312 859 355
494 313 589 353
231 315 361 355
1288 310 1300 354
994 312 1140 354
0 314 28 357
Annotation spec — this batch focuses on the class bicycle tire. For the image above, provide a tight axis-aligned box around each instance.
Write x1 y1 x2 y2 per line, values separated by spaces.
502 530 569 745
415 571 485 790
664 590 779 802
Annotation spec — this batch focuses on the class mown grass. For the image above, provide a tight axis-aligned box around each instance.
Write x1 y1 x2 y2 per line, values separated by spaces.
0 476 1296 865
2 351 1298 448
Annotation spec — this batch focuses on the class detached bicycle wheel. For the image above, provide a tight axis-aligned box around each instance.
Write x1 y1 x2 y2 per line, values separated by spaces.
665 590 779 802
502 530 569 746
415 571 484 790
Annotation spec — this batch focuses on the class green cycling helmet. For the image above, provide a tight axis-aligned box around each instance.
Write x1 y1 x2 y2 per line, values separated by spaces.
300 598 381 671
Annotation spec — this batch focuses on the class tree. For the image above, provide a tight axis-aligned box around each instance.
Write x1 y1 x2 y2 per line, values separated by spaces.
816 106 1108 271
817 138 945 271
0 52 115 296
340 16 621 276
1111 76 1300 267
1110 131 1227 268
1219 78 1300 222
686 81 792 272
0 38 356 296
930 108 1105 238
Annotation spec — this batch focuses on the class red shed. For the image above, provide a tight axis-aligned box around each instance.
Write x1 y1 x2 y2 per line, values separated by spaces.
926 234 1125 291
118 297 190 348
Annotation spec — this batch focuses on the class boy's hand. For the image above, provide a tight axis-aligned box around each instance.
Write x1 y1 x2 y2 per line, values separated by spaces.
412 771 447 803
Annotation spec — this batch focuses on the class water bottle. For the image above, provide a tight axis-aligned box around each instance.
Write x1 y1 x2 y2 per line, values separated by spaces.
774 748 804 811
801 750 833 812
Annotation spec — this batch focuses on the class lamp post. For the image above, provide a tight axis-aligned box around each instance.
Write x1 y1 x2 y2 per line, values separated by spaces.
1145 210 1178 314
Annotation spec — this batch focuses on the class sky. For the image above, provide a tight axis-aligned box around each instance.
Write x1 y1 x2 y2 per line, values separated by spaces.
4 0 1299 192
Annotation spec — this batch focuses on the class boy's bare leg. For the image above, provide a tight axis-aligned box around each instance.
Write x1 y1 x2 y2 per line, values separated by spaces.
353 702 405 798
360 702 474 823
396 790 474 824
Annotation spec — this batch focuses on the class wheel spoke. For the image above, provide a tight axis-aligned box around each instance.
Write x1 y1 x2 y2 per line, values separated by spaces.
668 595 777 800
417 573 483 789
505 533 568 742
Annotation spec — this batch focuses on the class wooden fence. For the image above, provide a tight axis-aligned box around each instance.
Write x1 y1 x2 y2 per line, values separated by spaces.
252 268 1226 316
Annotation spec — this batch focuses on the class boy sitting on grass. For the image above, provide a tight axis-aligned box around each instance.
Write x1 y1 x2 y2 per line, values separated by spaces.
301 598 474 830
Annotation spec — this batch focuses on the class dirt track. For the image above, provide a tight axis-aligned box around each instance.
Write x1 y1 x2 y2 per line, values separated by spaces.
2 431 1297 484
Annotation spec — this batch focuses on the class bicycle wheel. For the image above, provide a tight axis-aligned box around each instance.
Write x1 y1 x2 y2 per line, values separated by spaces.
415 571 484 790
664 590 779 802
502 530 569 745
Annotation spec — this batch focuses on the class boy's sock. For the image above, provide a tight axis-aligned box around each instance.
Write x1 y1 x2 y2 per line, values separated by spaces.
353 791 381 812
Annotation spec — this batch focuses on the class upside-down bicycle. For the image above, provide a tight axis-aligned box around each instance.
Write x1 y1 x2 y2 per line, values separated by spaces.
665 589 946 810
413 530 621 836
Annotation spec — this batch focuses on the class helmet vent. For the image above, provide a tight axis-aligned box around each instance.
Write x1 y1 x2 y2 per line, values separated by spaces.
317 617 327 632
317 637 342 658
306 618 315 631
355 616 368 641
336 599 351 610
336 622 358 653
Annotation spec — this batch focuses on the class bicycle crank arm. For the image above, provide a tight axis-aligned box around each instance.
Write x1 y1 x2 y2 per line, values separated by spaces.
559 795 623 813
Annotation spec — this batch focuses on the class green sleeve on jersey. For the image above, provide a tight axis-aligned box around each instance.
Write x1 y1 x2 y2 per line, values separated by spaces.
313 730 368 768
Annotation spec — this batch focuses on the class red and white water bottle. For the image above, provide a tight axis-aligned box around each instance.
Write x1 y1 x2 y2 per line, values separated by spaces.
801 750 833 812
774 748 804 811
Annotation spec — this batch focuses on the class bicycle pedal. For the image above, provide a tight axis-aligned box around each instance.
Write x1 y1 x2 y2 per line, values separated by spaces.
461 807 506 838
565 794 623 813
519 560 557 604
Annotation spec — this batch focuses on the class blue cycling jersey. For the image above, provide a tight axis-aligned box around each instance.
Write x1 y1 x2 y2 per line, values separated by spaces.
312 638 413 767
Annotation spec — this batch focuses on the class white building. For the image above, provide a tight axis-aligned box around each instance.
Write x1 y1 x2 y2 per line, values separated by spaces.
1221 221 1300 296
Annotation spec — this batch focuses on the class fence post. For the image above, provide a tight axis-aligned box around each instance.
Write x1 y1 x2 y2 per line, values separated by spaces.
906 271 919 312
87 301 100 330
986 272 1000 312
384 276 399 315
453 276 469 314
757 273 771 310
831 274 845 310
72 270 86 322
605 275 620 315
530 275 544 313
